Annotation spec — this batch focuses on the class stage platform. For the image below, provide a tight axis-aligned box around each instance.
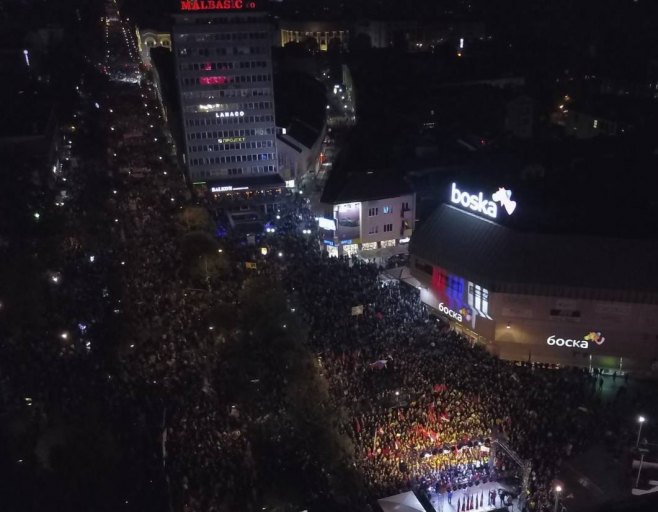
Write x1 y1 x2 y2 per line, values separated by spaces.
428 481 519 512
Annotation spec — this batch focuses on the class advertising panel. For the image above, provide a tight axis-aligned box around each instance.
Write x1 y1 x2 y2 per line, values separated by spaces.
431 266 492 328
334 203 361 240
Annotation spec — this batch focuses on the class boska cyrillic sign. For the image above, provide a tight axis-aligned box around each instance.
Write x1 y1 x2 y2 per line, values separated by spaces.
546 331 605 349
438 302 463 322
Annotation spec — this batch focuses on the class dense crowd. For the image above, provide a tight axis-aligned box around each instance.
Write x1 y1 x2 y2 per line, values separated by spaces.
280 241 618 511
4 14 658 512
84 68 652 511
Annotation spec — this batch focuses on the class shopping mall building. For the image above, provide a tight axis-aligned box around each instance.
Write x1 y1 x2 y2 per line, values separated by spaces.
409 182 658 373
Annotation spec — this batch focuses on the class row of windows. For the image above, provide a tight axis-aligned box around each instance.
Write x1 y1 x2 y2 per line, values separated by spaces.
177 32 268 43
187 128 275 140
184 114 274 126
191 166 276 178
367 223 395 234
189 140 274 152
368 206 394 216
190 16 269 25
180 74 272 87
178 46 268 57
434 270 464 296
182 88 271 101
182 101 273 113
179 60 268 71
189 153 275 164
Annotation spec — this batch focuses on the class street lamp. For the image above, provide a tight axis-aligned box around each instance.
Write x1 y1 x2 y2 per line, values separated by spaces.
636 416 646 448
554 486 562 512
636 448 648 488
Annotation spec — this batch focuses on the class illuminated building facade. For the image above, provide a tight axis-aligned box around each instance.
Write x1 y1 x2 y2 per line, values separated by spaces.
173 3 278 185
410 202 658 373
320 173 415 258
278 21 350 51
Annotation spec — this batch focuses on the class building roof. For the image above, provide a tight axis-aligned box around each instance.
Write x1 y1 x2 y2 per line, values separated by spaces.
274 72 326 133
323 172 414 204
410 204 658 295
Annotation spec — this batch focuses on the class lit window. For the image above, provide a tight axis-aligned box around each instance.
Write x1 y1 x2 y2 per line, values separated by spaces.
383 206 392 214
593 119 598 129
199 76 229 85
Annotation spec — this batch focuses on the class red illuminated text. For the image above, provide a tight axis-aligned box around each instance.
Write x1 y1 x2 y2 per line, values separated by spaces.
180 0 257 11
199 76 231 85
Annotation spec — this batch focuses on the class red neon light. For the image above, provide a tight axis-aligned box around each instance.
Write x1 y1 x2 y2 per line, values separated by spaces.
180 0 257 11
199 76 230 85
203 62 212 71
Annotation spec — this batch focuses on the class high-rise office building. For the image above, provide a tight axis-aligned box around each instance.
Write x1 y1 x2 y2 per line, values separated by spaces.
173 1 278 189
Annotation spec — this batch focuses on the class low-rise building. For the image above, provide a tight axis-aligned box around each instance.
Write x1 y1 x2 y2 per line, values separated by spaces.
278 20 350 51
319 172 415 258
276 119 326 184
136 27 172 67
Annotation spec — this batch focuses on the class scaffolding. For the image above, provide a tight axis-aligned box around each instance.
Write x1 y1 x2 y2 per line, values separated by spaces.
491 438 532 511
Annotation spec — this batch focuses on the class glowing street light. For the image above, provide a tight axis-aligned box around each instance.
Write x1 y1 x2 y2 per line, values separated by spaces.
636 416 646 447
554 485 562 512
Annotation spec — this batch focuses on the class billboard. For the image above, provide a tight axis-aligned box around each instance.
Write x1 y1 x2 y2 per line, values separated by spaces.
431 266 492 328
334 202 361 240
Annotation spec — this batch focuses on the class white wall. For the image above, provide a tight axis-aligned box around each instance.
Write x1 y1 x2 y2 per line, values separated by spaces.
360 193 415 244
491 292 658 370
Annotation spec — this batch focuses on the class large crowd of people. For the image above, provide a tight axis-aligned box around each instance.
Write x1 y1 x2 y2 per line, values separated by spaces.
3 10 658 512
48 68 651 511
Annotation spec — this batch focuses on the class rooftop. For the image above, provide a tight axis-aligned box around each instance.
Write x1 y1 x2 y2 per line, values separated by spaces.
322 172 413 204
410 204 658 298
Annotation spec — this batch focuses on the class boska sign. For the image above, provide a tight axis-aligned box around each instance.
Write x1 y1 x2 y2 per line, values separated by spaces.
438 302 463 322
546 335 589 349
450 182 517 219
180 0 257 11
